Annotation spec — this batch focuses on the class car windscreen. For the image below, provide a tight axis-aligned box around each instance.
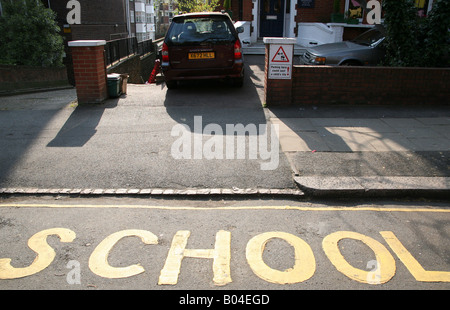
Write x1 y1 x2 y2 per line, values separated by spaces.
351 29 384 46
166 16 235 46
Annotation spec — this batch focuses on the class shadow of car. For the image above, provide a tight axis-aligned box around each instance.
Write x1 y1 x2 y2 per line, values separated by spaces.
161 12 245 89
300 26 386 66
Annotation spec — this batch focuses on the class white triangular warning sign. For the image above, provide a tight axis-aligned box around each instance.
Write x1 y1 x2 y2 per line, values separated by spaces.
271 46 290 63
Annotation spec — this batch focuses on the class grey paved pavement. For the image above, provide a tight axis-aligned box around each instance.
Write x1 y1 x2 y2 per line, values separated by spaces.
267 105 450 197
0 55 449 197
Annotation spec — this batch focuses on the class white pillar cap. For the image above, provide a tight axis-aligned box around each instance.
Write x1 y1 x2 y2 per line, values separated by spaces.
68 40 106 47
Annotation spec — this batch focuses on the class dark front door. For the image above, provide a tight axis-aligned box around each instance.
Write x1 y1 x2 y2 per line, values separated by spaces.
260 0 285 37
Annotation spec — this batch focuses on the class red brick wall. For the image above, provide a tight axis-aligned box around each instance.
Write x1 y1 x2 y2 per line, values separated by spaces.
0 65 67 84
238 0 254 21
49 0 129 41
71 25 129 41
0 65 69 94
289 66 450 105
242 0 253 21
71 45 108 104
296 0 338 23
264 45 293 106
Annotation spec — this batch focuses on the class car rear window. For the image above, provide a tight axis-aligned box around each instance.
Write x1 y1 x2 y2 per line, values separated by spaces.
166 16 235 46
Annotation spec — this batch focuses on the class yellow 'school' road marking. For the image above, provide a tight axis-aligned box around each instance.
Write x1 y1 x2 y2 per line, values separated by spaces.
0 203 449 212
88 229 158 279
246 231 316 284
0 228 76 279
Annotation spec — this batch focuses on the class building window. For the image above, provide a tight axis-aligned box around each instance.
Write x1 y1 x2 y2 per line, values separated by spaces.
345 0 363 19
136 11 145 23
136 33 143 41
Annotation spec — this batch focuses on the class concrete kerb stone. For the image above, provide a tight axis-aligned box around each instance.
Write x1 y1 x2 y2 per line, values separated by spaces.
294 176 450 198
1 178 448 198
0 187 305 198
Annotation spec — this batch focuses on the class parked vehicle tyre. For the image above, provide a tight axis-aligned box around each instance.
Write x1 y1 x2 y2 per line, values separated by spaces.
233 76 244 87
166 80 178 89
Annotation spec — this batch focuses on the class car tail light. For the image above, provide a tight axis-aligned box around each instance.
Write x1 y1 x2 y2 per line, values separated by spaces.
234 39 242 60
162 42 169 62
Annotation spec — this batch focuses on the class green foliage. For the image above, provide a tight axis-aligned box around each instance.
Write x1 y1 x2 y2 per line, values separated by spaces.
383 0 449 67
224 0 231 11
0 0 64 67
177 0 221 13
333 0 340 14
421 0 450 67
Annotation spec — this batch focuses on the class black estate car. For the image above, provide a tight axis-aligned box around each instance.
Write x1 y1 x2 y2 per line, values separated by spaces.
161 12 245 89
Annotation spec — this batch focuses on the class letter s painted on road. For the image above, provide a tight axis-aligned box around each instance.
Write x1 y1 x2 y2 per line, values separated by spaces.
0 228 76 279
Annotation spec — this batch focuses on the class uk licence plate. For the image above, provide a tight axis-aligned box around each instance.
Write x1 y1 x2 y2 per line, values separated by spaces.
188 52 215 60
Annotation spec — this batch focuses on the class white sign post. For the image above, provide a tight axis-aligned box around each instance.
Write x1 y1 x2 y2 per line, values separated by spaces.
263 38 296 80
263 37 296 106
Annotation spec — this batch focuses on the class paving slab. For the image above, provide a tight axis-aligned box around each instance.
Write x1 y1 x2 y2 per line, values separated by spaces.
295 176 450 198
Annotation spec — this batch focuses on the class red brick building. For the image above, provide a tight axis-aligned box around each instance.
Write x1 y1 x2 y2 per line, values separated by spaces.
225 0 436 46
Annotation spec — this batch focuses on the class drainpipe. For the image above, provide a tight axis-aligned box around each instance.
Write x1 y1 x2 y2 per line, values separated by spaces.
125 0 131 37
239 0 243 21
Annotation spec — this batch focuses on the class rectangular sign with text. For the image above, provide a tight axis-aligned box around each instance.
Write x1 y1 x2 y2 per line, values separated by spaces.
268 44 293 80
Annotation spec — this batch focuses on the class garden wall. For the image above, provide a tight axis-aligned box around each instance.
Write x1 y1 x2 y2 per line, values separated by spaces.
0 65 69 95
267 65 450 106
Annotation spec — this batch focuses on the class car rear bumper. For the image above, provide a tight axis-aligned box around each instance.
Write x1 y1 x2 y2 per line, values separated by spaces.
161 60 244 81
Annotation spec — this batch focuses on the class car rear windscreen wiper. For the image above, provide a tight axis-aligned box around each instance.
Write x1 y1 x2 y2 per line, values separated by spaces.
198 38 232 44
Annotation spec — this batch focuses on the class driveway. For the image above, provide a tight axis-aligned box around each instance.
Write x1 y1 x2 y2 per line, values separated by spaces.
0 56 296 191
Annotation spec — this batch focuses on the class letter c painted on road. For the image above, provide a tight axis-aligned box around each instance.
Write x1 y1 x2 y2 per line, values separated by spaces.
89 229 158 279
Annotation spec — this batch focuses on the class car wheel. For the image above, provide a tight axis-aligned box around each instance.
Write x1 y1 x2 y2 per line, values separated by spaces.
166 80 178 89
232 77 244 88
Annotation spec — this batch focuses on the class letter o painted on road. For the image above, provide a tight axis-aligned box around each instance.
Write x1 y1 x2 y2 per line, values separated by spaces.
246 231 316 284
322 231 396 284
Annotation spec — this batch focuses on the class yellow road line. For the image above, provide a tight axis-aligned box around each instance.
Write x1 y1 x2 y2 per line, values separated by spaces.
0 203 449 212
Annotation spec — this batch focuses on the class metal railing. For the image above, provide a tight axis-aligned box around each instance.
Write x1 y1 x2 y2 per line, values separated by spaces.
137 38 154 56
105 37 154 67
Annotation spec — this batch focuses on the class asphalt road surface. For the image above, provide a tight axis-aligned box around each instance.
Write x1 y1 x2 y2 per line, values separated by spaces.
0 196 448 292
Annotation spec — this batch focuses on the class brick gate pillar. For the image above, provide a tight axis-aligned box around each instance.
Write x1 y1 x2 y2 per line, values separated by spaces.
263 38 296 107
68 40 108 104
